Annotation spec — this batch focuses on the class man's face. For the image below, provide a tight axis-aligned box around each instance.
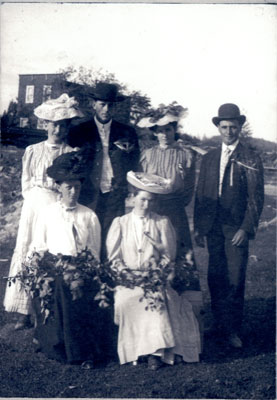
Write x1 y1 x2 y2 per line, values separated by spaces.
93 100 114 124
217 120 242 145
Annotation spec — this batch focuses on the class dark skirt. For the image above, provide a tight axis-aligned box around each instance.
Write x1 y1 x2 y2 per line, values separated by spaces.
33 276 115 364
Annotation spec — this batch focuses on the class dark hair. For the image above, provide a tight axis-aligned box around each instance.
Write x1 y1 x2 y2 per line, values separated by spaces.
55 177 85 185
128 183 156 199
151 121 178 141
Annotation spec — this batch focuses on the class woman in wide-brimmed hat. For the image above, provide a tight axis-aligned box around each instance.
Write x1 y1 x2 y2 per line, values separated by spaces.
106 171 201 370
28 151 106 366
138 105 204 342
3 94 83 329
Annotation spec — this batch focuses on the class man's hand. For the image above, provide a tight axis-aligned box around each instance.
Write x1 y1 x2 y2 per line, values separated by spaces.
194 232 205 248
232 229 247 246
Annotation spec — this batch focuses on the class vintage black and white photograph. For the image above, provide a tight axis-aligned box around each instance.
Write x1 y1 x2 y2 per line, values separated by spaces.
0 2 276 399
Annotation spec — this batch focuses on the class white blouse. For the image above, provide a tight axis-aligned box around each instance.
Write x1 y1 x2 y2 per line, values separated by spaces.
21 141 74 198
106 211 176 269
31 201 101 260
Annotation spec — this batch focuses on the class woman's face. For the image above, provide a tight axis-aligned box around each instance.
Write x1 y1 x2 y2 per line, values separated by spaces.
58 180 81 207
154 123 176 147
46 120 69 144
133 190 155 216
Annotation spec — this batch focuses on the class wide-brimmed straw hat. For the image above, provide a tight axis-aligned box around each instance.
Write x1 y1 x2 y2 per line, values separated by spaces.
47 151 88 182
127 171 173 194
212 103 246 126
86 82 125 102
34 93 84 122
137 104 188 129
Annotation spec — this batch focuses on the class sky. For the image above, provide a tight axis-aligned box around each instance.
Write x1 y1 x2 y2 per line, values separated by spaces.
1 2 276 141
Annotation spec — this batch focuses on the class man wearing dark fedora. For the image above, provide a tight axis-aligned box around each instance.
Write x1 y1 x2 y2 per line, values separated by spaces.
67 82 139 259
194 103 264 349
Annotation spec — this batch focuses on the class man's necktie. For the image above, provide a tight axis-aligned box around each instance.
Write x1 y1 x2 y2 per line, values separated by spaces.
219 147 231 196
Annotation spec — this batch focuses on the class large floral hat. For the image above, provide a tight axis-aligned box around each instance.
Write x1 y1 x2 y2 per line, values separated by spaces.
127 171 173 194
34 93 84 122
47 150 89 182
137 103 188 129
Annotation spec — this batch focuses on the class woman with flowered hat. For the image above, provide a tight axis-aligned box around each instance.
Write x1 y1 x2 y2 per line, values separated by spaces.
138 104 204 343
3 94 83 330
106 171 201 370
27 151 105 367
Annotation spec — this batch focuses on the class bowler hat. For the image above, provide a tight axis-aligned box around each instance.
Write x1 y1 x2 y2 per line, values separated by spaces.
212 103 246 126
47 151 88 183
87 82 125 102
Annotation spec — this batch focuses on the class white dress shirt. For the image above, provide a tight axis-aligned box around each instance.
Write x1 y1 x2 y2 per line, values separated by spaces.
219 140 239 196
94 117 114 193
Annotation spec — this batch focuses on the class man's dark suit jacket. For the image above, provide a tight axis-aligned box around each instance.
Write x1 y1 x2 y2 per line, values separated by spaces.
194 142 264 240
67 118 139 209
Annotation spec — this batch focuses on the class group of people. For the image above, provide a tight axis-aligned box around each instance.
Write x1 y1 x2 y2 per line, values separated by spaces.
3 82 264 370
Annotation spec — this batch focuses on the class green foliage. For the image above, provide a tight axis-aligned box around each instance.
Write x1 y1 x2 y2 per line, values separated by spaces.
5 249 101 323
59 65 152 125
96 252 200 311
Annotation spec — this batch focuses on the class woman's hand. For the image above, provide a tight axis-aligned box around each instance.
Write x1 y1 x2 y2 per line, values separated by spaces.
144 231 164 253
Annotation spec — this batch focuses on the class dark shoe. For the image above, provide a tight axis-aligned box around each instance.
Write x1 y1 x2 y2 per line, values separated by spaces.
81 360 94 370
14 314 32 330
228 333 243 348
174 355 183 365
148 355 163 371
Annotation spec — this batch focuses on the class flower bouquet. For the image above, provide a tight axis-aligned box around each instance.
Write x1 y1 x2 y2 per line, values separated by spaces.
95 255 175 312
170 250 201 294
5 249 102 323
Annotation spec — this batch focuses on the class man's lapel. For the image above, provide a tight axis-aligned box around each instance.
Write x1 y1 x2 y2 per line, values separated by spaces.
210 147 221 191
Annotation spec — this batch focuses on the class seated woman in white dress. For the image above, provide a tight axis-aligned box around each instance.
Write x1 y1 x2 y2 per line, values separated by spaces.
29 151 107 366
3 94 83 330
106 171 201 370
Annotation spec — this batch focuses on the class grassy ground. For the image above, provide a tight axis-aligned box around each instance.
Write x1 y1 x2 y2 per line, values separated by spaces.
0 146 276 399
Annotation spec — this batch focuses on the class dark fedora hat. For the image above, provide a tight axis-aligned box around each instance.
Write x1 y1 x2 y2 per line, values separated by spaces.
86 82 125 102
212 103 246 126
47 151 88 183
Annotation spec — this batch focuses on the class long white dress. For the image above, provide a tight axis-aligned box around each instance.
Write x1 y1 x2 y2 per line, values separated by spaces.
4 141 74 315
106 211 201 365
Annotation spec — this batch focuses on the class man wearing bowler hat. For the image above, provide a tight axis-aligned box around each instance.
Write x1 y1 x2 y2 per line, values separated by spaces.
67 82 139 259
194 103 264 348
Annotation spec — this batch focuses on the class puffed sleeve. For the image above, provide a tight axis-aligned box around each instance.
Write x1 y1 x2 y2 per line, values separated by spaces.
21 145 34 198
106 217 123 262
86 212 101 261
159 216 177 261
138 148 148 172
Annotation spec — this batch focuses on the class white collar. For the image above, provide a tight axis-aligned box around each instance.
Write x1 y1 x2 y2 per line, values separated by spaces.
94 116 112 131
222 140 239 153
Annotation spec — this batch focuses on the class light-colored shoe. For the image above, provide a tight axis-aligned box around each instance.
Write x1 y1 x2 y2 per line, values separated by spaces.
132 361 138 366
228 333 243 348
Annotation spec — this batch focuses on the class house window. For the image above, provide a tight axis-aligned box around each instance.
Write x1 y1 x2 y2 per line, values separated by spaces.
20 118 29 128
37 118 48 130
43 85 52 102
25 85 34 103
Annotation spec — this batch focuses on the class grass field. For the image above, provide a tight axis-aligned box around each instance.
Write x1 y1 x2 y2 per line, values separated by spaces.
0 146 276 399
